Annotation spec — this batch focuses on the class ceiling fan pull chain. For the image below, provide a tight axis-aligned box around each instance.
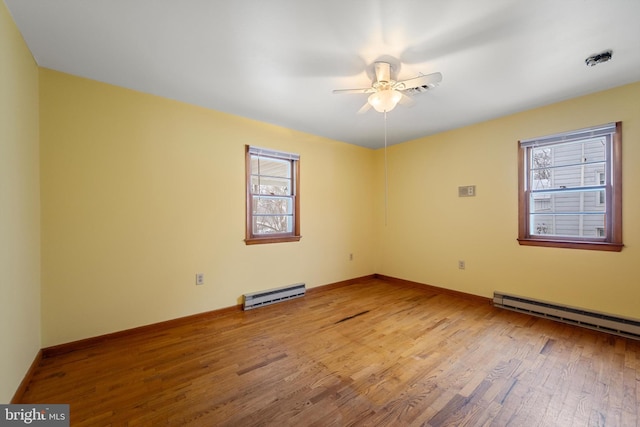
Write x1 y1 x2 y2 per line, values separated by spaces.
384 110 388 226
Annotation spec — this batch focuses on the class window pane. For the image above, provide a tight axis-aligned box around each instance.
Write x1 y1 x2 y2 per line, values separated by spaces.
253 195 293 215
253 215 293 234
530 163 606 191
534 138 606 168
530 147 552 189
530 190 606 214
251 156 291 178
251 176 291 196
529 213 605 237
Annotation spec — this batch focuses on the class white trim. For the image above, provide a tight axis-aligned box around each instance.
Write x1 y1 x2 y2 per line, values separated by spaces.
248 145 299 161
520 123 615 148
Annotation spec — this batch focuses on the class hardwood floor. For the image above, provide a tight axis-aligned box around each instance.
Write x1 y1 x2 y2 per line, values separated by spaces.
20 278 640 426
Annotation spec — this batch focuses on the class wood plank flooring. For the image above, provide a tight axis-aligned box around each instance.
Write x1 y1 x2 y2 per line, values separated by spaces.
20 278 640 426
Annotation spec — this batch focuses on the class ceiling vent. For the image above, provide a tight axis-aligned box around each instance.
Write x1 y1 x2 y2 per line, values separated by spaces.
585 50 613 67
404 83 437 96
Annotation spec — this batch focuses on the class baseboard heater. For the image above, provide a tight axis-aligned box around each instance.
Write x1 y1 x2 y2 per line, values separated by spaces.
493 291 640 340
243 283 306 310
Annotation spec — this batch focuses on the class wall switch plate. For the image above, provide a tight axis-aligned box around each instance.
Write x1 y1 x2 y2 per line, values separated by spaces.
196 273 204 285
458 185 476 197
458 260 466 270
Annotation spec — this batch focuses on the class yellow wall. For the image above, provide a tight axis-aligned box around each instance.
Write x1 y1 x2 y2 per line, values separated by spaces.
39 69 376 347
376 82 640 319
38 68 640 348
0 1 41 402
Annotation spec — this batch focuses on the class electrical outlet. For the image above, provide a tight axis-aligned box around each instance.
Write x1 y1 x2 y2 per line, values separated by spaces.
349 253 354 261
458 260 466 270
196 273 204 285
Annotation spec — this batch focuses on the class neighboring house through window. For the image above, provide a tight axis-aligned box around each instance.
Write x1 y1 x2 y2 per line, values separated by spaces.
245 145 301 245
518 122 622 251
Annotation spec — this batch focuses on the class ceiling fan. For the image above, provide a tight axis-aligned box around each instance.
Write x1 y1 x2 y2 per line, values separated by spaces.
333 61 442 114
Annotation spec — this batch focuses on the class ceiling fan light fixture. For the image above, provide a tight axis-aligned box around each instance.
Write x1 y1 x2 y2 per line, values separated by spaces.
368 89 402 113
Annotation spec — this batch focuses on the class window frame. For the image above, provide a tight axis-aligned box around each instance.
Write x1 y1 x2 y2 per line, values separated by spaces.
517 122 623 252
596 171 606 206
245 145 301 245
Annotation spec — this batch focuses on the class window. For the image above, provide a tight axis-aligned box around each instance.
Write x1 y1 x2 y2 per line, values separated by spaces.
518 122 622 251
245 145 301 245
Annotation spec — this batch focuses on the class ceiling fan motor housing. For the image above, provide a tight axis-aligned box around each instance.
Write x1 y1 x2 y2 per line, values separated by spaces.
374 62 393 83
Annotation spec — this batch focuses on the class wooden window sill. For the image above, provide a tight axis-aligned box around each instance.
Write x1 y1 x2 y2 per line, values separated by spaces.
245 235 302 245
517 238 623 252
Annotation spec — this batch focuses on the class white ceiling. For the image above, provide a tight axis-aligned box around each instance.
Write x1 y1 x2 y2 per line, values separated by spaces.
5 0 640 149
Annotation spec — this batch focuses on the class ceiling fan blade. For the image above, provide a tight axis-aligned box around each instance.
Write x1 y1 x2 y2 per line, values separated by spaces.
395 72 443 91
357 102 372 114
398 93 415 107
333 88 375 94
